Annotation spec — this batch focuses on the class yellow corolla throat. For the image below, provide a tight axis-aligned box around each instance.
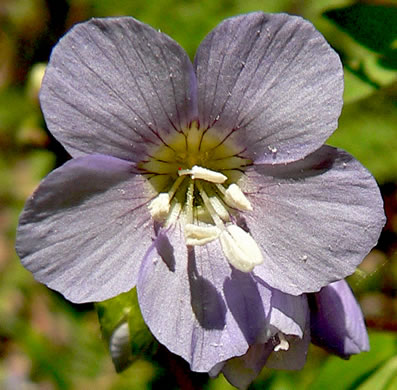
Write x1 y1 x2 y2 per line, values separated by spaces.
138 121 264 272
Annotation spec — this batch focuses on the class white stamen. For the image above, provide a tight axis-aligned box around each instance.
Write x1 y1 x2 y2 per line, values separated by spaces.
220 225 263 272
185 224 221 246
185 181 194 224
195 181 224 229
209 196 230 221
178 165 227 184
148 193 170 220
224 183 252 211
167 202 181 226
274 333 289 352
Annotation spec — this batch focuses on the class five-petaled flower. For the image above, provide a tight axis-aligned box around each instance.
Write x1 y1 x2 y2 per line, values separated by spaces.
16 11 385 379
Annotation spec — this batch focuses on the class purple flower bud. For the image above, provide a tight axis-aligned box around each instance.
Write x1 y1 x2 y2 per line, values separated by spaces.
310 279 369 358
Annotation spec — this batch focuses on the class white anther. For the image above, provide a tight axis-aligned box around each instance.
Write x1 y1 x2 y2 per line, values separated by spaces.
224 184 252 211
148 193 170 220
274 333 289 352
178 165 227 184
185 224 221 246
220 225 263 272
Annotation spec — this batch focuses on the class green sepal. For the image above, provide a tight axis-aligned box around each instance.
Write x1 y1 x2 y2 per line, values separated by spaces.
95 288 157 372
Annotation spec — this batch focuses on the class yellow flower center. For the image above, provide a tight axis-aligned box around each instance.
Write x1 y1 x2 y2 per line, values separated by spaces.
138 121 264 272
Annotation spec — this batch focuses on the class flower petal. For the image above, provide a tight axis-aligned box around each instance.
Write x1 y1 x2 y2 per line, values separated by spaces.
41 17 197 162
267 287 308 339
15 155 154 303
137 226 272 372
194 12 343 164
310 280 369 358
243 146 385 295
221 344 273 390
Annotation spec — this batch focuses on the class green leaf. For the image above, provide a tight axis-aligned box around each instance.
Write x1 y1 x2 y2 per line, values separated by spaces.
324 3 397 69
327 83 397 183
307 332 397 390
95 288 157 372
357 356 397 390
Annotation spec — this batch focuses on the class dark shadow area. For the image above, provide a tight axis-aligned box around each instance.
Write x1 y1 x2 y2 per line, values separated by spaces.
155 230 176 272
224 269 268 345
151 344 209 390
187 247 227 330
308 287 348 359
254 145 338 180
324 3 397 70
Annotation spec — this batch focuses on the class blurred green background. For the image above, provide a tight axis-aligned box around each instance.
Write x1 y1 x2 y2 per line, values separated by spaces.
0 0 396 389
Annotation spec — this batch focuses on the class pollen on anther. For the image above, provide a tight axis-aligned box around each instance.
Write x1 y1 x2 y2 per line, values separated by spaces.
178 165 227 184
148 193 170 220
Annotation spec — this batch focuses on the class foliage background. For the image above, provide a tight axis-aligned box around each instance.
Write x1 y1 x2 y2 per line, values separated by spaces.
0 0 396 389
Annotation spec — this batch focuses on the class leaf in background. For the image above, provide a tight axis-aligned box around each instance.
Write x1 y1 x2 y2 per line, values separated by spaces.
324 3 397 69
307 332 397 390
342 66 377 104
96 288 157 372
357 356 397 390
327 83 397 184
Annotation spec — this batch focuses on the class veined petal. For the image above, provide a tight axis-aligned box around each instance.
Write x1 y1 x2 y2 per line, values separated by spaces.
41 17 197 162
310 279 369 358
137 226 272 372
15 155 154 303
242 146 385 295
194 12 343 164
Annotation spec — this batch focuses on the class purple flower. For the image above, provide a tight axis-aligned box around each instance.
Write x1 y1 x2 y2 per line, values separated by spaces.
310 279 370 358
16 13 385 373
213 279 369 389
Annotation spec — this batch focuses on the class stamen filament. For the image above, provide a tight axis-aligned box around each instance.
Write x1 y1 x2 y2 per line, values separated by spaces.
196 181 224 229
168 175 186 199
215 183 226 195
185 181 194 224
